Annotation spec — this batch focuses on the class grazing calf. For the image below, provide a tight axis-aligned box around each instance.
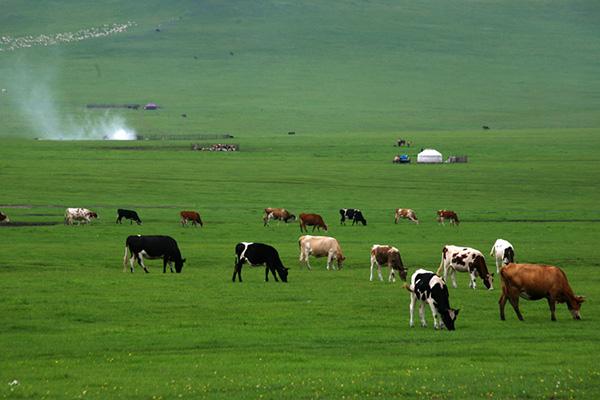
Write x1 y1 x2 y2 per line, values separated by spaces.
180 210 203 227
116 208 142 225
64 208 98 225
339 208 367 226
394 208 419 224
490 239 514 273
370 244 407 282
263 207 296 226
298 235 345 270
299 213 328 232
436 209 459 225
499 263 584 321
123 235 186 273
437 245 494 290
0 211 9 223
233 242 289 282
406 269 460 330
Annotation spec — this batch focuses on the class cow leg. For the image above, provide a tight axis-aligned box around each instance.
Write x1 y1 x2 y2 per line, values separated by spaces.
129 256 136 273
499 291 507 320
369 257 376 281
420 302 428 328
469 271 477 289
137 253 149 273
409 295 416 327
116 216 121 224
449 268 458 289
264 266 270 282
232 259 243 282
507 293 523 321
547 298 557 321
130 219 133 225
388 267 395 283
123 246 130 272
427 300 439 329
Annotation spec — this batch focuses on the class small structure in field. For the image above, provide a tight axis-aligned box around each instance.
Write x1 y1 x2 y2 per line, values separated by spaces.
417 149 442 164
191 143 239 152
446 155 468 163
143 103 158 110
393 154 411 164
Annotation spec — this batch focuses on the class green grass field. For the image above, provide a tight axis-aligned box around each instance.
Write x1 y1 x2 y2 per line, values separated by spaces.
1 1 600 399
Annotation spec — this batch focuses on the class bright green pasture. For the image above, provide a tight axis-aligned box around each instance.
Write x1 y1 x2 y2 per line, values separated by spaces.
1 129 600 399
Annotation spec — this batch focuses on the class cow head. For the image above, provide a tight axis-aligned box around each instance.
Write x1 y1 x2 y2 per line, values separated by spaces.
358 216 367 226
175 258 186 273
286 214 296 223
483 273 494 290
389 251 407 281
503 247 514 265
323 223 328 232
88 212 98 219
441 308 460 331
278 267 289 282
337 254 345 269
568 296 585 320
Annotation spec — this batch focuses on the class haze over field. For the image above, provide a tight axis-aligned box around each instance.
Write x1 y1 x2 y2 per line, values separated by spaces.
1 0 599 138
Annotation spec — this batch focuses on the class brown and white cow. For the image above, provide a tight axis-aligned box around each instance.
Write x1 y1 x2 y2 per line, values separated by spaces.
299 213 328 232
370 244 407 282
298 235 345 270
0 211 9 223
436 210 459 225
437 245 493 290
180 211 203 227
263 208 296 226
499 263 584 321
394 208 419 224
64 208 98 225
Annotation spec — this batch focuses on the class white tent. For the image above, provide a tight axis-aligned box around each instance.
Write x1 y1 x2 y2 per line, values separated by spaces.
417 149 442 163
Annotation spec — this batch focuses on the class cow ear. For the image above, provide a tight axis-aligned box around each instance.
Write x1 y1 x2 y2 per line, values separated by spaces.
577 296 585 303
285 267 290 271
182 258 187 263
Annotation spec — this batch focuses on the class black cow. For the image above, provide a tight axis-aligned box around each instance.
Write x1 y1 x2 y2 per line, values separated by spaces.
233 242 289 283
339 208 367 226
406 269 460 330
116 209 142 225
123 235 186 273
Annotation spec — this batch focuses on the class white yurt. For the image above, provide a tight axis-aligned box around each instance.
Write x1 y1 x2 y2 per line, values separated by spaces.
417 149 443 163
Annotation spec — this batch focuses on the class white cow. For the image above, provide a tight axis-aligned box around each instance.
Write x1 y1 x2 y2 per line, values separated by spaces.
298 235 345 270
437 245 494 290
490 239 515 273
64 208 98 225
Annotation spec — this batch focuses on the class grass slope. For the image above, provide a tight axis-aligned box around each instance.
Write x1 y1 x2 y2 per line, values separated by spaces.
1 1 600 138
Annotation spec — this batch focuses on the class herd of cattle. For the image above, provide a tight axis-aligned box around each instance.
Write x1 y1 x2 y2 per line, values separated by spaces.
1 206 585 330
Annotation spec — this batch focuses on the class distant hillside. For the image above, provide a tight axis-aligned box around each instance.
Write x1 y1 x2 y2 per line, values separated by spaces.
1 0 599 137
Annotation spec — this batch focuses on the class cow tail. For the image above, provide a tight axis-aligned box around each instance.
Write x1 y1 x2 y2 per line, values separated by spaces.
403 283 413 292
490 244 495 257
436 257 445 276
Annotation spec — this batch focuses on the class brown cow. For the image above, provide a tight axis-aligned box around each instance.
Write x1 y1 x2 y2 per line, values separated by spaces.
180 211 203 227
0 212 9 223
394 208 419 224
263 207 296 226
370 244 407 282
436 210 459 225
499 263 584 321
299 213 328 232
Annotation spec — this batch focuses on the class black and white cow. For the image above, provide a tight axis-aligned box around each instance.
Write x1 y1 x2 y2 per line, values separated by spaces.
233 242 289 282
490 239 515 273
406 269 460 330
0 211 9 223
339 208 367 226
116 209 142 225
123 235 186 273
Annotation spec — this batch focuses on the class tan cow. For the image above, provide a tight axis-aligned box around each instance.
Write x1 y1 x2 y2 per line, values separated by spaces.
298 235 345 270
394 208 419 224
499 263 584 321
370 244 407 282
263 208 296 226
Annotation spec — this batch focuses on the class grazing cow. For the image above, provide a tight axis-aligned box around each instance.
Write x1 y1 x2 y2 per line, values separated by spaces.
0 212 9 223
499 263 584 321
263 207 296 226
370 244 407 282
394 208 419 224
64 208 98 225
339 208 367 226
299 213 328 232
233 242 289 282
437 245 494 290
436 209 459 225
406 269 460 330
123 235 186 273
180 211 203 227
298 235 345 270
116 208 142 225
490 239 515 273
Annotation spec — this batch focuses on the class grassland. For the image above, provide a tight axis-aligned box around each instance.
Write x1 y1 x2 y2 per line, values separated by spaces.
2 1 600 399
1 129 600 399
